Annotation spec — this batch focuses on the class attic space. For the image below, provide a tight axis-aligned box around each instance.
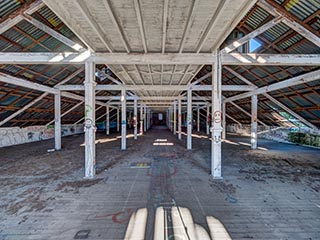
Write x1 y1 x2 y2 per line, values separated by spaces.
0 0 319 239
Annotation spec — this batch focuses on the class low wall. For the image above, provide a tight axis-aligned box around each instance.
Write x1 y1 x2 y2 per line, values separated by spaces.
0 124 84 148
227 124 320 148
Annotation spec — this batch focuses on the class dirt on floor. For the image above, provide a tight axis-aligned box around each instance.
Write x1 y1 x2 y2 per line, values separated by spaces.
0 129 319 239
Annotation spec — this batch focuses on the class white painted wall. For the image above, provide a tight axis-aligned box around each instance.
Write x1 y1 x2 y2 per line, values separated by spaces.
0 124 83 148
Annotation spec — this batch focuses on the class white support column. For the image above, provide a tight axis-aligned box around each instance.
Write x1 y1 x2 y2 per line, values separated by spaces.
134 99 138 140
197 107 200 132
211 51 222 179
106 105 110 135
170 107 173 132
54 92 61 150
144 105 147 132
84 62 96 179
169 108 172 131
140 104 143 135
178 99 182 140
166 110 168 127
187 89 192 150
121 89 127 150
173 101 177 135
206 105 210 135
222 102 226 140
117 107 120 132
251 94 258 150
147 109 150 130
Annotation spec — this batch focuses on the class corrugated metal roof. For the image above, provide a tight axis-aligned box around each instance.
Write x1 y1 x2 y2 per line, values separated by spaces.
0 0 319 128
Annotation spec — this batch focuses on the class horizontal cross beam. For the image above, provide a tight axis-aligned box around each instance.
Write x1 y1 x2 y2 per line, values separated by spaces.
0 52 319 65
224 69 320 103
57 84 256 92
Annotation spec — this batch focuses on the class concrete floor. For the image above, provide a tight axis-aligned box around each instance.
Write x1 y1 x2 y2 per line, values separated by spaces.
0 127 319 239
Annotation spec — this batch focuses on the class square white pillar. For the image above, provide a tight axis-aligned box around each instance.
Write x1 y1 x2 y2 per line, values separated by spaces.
121 89 126 150
54 92 61 150
211 51 222 179
251 94 258 149
147 109 150 130
140 104 143 135
173 101 177 135
222 102 226 139
169 107 172 131
206 105 210 135
187 89 192 150
144 105 147 132
84 62 96 179
134 99 138 140
106 105 110 135
197 107 200 132
178 99 182 140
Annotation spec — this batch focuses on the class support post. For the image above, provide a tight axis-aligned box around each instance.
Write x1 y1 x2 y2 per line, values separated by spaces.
134 99 138 140
178 99 182 140
106 105 110 135
197 107 200 132
206 105 210 135
84 62 96 179
140 104 143 135
173 101 177 135
144 105 147 132
54 92 61 150
117 107 120 132
121 89 126 150
147 109 150 130
222 102 226 139
169 108 172 131
211 51 222 179
187 89 192 150
251 94 258 150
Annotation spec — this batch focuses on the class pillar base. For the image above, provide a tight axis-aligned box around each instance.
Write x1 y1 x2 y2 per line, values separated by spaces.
83 176 95 180
212 176 223 180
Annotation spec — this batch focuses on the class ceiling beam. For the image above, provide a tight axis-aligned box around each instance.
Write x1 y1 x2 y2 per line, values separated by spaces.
57 84 255 92
0 67 84 126
224 66 319 130
224 69 320 103
223 53 320 66
221 16 282 54
0 0 44 34
0 72 109 107
257 0 320 47
0 52 319 65
22 14 85 52
229 101 268 126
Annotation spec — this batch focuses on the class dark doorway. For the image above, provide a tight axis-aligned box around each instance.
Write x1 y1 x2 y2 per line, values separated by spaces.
152 112 166 126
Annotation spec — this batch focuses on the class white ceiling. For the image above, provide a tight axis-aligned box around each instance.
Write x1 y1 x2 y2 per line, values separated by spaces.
43 0 255 102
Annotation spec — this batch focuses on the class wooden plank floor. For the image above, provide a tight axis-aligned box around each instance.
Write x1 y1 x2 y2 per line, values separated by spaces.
0 128 319 239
